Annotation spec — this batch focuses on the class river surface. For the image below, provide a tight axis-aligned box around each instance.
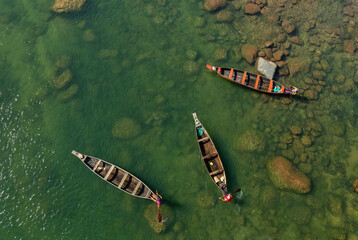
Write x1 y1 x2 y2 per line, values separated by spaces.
1 0 358 239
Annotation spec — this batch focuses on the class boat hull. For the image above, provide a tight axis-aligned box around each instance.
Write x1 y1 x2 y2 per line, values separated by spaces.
192 113 228 196
206 64 298 95
72 150 156 200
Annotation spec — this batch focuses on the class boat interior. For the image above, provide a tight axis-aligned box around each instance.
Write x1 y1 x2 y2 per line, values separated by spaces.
219 67 277 92
83 156 150 198
196 127 224 178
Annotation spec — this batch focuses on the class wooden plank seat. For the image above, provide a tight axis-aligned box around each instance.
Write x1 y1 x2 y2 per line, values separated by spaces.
92 160 102 172
132 181 142 195
118 172 129 189
198 136 210 143
209 169 223 176
104 165 115 180
203 153 218 160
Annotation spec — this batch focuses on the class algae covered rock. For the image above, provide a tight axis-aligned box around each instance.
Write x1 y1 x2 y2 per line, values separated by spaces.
54 69 72 89
57 84 78 101
214 49 227 61
287 204 312 225
204 0 227 12
144 204 173 233
353 178 358 193
197 190 215 208
261 186 277 207
241 45 258 64
245 3 261 15
236 130 265 152
52 0 86 13
287 57 310 76
112 118 141 139
267 157 311 193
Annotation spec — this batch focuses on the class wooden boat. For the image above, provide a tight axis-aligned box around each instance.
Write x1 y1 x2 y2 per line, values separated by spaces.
192 113 228 196
72 150 159 201
206 64 299 95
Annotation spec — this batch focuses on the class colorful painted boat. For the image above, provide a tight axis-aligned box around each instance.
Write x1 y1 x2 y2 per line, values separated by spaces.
72 150 160 201
192 113 228 197
206 64 298 95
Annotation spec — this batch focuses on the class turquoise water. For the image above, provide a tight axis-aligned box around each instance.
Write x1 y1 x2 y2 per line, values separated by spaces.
1 0 358 239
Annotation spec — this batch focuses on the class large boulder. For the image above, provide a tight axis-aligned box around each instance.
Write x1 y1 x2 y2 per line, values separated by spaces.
204 0 227 12
52 0 86 13
256 57 277 79
267 157 311 193
241 45 258 64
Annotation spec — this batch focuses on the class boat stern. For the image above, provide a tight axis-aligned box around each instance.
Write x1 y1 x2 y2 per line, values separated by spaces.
206 64 216 71
192 112 200 126
71 150 85 161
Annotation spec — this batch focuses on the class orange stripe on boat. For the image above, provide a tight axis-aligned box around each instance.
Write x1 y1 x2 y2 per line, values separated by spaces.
229 69 234 80
254 75 260 89
280 87 285 93
218 67 221 74
206 64 212 70
241 72 247 84
268 80 273 92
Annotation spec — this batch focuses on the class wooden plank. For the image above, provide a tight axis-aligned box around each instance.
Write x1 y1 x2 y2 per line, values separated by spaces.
229 68 234 80
241 71 247 84
104 165 115 180
145 190 152 199
198 136 210 142
118 172 129 189
203 153 218 160
209 169 223 176
132 181 142 195
268 80 273 92
92 160 102 172
254 75 260 89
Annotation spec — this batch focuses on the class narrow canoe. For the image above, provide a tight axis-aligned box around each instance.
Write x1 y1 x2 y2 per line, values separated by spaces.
206 64 299 95
72 150 158 200
192 113 228 196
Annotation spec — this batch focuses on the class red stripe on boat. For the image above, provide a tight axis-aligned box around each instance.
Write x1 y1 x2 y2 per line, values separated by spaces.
254 75 260 89
268 80 273 92
229 69 234 80
241 72 247 84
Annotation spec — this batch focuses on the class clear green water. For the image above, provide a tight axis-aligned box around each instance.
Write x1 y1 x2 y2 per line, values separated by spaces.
1 0 358 239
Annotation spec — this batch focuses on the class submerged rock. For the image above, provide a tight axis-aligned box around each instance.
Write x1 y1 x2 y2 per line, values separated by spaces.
204 0 227 12
241 45 258 64
245 3 261 15
286 57 310 76
257 57 277 79
54 69 72 89
287 204 312 225
197 190 215 208
214 49 227 61
216 10 233 22
52 0 86 13
344 40 356 54
57 84 78 101
236 130 265 152
353 178 358 193
267 157 311 193
144 204 173 233
112 118 141 139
